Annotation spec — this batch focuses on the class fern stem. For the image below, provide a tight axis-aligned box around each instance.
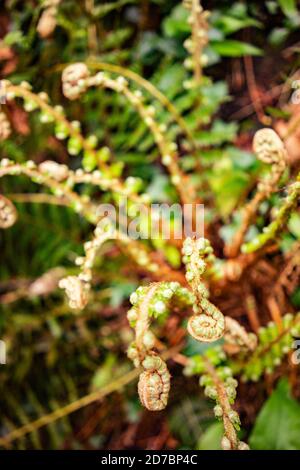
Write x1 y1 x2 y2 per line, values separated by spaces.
0 345 181 447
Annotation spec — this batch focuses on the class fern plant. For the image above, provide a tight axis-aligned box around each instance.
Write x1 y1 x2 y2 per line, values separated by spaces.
0 0 300 451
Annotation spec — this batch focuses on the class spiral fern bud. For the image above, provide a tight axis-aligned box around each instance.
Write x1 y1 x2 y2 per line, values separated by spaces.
253 128 286 194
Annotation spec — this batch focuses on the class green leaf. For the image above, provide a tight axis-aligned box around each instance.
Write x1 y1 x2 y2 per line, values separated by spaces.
103 28 133 49
208 164 250 217
266 106 291 119
195 120 238 146
211 40 263 57
183 335 224 357
164 245 181 268
93 0 137 18
249 379 300 450
278 0 298 17
268 28 290 45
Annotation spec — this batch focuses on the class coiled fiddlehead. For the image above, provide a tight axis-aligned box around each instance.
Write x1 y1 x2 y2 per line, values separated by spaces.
182 237 225 342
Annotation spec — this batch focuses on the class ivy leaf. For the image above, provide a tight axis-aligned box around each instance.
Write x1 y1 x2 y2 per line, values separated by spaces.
211 40 262 57
249 379 300 450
